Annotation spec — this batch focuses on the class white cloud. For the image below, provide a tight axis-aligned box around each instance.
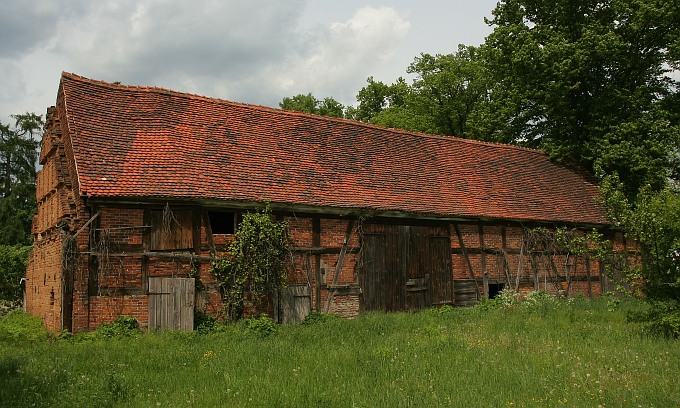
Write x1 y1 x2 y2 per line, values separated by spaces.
0 0 496 120
266 6 411 106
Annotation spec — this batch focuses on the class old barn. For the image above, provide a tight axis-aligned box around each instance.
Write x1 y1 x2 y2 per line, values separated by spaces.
25 73 625 333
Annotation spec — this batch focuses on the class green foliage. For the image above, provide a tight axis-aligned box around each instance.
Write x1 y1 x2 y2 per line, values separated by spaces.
93 315 140 338
352 49 496 139
600 175 680 336
523 290 559 308
2 299 679 407
628 299 680 338
483 0 680 197
301 311 340 325
279 93 345 118
0 113 42 246
193 310 217 334
238 314 278 337
476 287 520 310
0 245 31 302
0 309 50 342
211 207 291 320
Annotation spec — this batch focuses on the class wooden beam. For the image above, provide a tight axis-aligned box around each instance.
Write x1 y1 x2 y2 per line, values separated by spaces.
324 219 355 313
453 224 481 299
73 211 101 238
478 224 488 299
313 217 321 312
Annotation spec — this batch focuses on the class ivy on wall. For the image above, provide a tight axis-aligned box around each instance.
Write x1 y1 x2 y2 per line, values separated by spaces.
211 207 291 321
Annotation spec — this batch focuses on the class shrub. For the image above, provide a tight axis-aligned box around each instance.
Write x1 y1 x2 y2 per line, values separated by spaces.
628 299 680 338
0 309 49 342
476 288 519 310
211 207 291 321
239 314 278 337
301 311 340 325
523 291 558 308
0 245 32 303
194 310 217 334
94 315 140 338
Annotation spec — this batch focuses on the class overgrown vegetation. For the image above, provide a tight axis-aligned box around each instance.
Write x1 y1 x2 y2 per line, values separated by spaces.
211 207 291 320
2 299 679 407
0 244 31 304
602 178 680 337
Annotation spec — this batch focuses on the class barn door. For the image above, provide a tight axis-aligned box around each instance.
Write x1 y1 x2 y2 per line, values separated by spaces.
361 224 453 312
428 236 454 306
280 285 311 324
148 277 195 331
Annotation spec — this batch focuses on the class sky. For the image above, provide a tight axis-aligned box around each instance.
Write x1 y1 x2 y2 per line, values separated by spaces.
0 0 498 125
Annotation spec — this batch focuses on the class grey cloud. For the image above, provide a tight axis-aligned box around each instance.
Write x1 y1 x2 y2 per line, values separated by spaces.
0 0 93 57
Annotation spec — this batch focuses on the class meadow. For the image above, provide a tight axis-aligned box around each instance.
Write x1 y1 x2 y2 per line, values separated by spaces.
1 297 678 407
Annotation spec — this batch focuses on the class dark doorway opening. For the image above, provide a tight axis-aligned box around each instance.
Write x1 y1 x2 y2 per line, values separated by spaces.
488 283 505 299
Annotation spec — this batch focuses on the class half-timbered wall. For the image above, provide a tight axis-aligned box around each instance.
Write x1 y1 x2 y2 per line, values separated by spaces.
26 106 623 333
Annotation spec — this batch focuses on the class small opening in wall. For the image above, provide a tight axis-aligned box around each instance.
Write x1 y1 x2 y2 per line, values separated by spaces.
488 283 505 299
209 211 236 234
49 290 55 306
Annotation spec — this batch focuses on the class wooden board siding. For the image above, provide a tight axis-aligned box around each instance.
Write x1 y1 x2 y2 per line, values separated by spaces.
360 223 453 312
148 210 194 251
148 277 194 331
280 285 311 324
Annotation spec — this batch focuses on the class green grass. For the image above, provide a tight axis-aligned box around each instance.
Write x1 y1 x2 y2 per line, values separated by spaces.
1 298 679 407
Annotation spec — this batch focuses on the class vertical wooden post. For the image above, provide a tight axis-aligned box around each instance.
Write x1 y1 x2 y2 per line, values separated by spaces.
585 256 592 297
453 224 481 299
324 219 355 313
312 217 321 312
501 226 511 285
478 224 488 299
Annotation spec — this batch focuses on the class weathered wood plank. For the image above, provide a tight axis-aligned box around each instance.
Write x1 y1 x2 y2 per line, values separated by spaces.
453 224 481 299
324 219 355 313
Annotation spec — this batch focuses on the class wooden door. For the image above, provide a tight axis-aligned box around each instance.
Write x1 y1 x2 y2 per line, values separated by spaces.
148 277 195 331
280 285 311 324
361 224 453 312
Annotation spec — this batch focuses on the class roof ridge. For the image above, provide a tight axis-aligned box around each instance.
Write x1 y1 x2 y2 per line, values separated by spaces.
60 72 545 155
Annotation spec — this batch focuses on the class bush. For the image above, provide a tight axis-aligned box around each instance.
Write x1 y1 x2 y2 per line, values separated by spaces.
194 310 218 334
0 245 31 303
0 310 50 342
523 291 558 308
475 288 519 310
628 299 680 338
301 311 340 325
94 315 140 338
239 314 278 337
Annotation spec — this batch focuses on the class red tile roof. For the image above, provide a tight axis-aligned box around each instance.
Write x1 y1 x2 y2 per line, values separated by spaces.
57 72 608 225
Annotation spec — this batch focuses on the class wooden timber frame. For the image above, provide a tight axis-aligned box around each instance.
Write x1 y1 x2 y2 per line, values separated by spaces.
56 197 625 333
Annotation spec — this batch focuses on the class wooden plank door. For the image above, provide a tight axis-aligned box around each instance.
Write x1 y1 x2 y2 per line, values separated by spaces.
360 232 388 312
280 285 311 324
148 277 195 331
429 236 454 305
404 225 431 310
361 224 453 312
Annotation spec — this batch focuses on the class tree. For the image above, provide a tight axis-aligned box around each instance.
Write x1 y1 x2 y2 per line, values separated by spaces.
351 48 496 139
483 0 680 198
405 46 496 139
601 176 680 336
279 93 345 118
0 113 42 246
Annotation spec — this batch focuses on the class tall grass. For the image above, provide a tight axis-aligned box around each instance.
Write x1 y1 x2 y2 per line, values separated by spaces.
1 298 678 407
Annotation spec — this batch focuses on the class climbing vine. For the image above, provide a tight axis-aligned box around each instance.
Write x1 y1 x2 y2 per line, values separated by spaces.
211 207 291 321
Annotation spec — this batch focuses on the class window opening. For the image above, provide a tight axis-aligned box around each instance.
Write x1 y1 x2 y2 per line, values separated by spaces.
209 211 236 234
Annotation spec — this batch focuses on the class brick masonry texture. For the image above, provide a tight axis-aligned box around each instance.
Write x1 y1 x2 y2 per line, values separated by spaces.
25 73 623 333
